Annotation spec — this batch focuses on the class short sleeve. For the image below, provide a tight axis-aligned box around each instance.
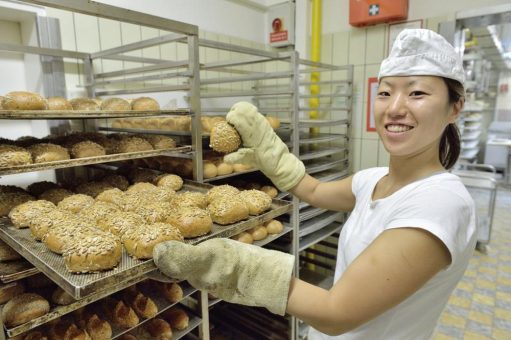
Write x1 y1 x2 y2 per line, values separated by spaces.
352 167 388 197
385 185 474 267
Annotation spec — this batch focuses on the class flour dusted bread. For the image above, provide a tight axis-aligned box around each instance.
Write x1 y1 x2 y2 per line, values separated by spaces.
70 140 106 158
115 136 153 153
28 143 70 163
70 97 99 111
209 121 241 153
0 144 32 167
8 199 55 228
51 286 76 305
1 91 47 110
122 222 183 259
207 195 249 225
238 189 272 215
47 96 72 110
101 97 131 111
203 161 218 179
57 194 95 213
131 97 160 111
1 293 50 327
166 206 212 238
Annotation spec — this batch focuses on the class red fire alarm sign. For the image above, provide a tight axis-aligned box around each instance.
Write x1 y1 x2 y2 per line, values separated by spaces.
349 0 408 27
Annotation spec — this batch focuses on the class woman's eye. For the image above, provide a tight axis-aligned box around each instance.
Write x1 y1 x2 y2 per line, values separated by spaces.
377 91 390 96
410 91 426 96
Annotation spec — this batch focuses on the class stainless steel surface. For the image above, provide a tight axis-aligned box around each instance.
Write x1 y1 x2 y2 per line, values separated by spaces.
281 118 349 127
94 60 189 79
201 56 289 70
91 70 192 87
0 42 89 59
0 260 38 283
253 225 293 248
200 71 293 85
306 158 349 174
298 147 347 161
0 147 191 176
198 38 281 59
299 222 342 252
0 109 190 119
202 169 258 183
95 84 191 96
200 89 293 98
298 211 344 237
99 126 208 138
299 207 328 222
298 59 351 71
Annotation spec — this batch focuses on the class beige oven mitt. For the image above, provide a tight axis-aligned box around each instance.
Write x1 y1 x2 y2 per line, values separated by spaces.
153 238 294 315
224 101 306 192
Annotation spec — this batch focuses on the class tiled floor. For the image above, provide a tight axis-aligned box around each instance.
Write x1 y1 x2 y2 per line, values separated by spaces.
433 185 511 340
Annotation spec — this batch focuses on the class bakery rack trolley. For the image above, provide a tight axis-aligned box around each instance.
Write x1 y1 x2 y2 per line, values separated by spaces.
452 164 498 254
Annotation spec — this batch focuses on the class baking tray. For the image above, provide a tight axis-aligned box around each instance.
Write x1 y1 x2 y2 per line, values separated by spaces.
0 259 39 283
0 147 191 176
100 126 210 137
0 109 190 119
0 181 292 301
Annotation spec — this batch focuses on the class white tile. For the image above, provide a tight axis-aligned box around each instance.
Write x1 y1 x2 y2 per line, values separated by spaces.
332 31 349 66
348 29 366 66
362 64 381 140
74 13 100 54
98 18 122 74
360 138 379 170
350 137 362 173
47 9 76 51
365 25 385 64
351 65 364 139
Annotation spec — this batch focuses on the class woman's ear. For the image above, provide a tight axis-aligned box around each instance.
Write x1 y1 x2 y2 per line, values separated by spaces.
448 98 464 124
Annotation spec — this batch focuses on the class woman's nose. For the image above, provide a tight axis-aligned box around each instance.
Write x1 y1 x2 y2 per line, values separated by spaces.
386 93 407 117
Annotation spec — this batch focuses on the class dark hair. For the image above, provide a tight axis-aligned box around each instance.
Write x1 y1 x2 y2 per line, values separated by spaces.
439 78 464 169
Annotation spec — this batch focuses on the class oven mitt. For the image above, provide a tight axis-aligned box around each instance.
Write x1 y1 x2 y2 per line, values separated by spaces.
153 238 295 315
224 101 306 192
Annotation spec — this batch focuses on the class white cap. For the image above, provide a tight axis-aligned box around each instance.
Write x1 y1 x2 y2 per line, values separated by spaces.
378 29 465 86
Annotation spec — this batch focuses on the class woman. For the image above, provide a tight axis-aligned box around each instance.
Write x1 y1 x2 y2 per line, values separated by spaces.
154 29 476 339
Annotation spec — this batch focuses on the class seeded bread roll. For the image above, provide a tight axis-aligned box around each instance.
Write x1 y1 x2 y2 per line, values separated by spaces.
96 211 143 237
28 143 70 163
70 97 99 111
77 201 121 224
1 91 48 110
207 195 249 225
95 188 125 206
133 202 168 223
70 140 106 158
231 231 254 244
209 121 241 153
130 168 158 184
101 173 130 191
57 194 95 213
0 184 25 194
28 209 76 241
154 173 183 191
122 222 183 259
1 293 50 327
42 222 98 254
174 116 191 131
143 318 172 339
8 199 56 228
173 191 207 209
0 281 25 304
162 307 189 330
47 96 72 110
0 144 32 167
238 189 272 215
260 185 278 198
63 232 122 273
101 97 131 111
102 297 139 329
38 187 73 204
115 136 153 153
131 97 160 111
75 181 114 198
248 225 268 241
51 286 76 305
0 191 34 216
166 206 212 238
143 135 176 149
126 182 157 193
27 181 60 197
159 282 183 303
206 184 240 204
0 239 22 261
265 219 284 234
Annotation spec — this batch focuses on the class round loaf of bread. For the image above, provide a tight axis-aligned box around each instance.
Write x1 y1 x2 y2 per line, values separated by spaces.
51 286 76 305
260 185 278 198
0 144 32 167
265 219 284 234
75 181 114 198
143 135 176 149
70 140 106 158
70 97 99 111
95 188 125 206
57 194 95 213
101 97 131 111
166 206 212 238
115 136 153 153
63 232 122 273
42 222 99 254
131 97 160 111
130 168 158 184
203 162 218 179
102 297 139 328
207 195 249 225
8 199 56 228
0 184 26 194
231 231 253 244
201 117 213 133
216 162 233 176
209 121 241 153
233 163 252 172
134 202 168 223
163 307 189 330
1 91 48 110
154 173 183 191
38 187 73 204
174 116 191 131
248 225 268 241
28 209 76 241
1 293 50 327
266 116 281 129
77 201 121 223
0 239 22 262
101 173 129 191
28 143 70 163
152 187 175 202
27 181 60 197
238 189 272 215
159 282 183 303
126 182 157 193
173 191 207 209
206 184 240 204
0 191 34 216
144 318 172 339
86 314 112 340
122 222 183 259
0 281 25 304
47 96 72 110
96 211 143 236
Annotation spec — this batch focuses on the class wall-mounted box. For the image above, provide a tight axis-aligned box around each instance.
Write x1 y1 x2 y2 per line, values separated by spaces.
349 0 408 27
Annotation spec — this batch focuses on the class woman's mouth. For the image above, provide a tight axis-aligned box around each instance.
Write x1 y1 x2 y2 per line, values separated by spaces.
385 124 413 133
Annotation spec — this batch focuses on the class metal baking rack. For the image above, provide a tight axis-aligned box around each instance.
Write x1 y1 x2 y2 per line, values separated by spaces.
0 109 190 119
0 147 191 176
99 126 210 138
0 259 39 283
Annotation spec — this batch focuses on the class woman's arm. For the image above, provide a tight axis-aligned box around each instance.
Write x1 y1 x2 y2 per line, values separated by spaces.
286 227 451 335
290 174 356 212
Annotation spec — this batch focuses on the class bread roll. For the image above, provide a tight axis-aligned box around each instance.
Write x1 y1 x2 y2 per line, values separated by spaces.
1 293 50 327
28 143 70 163
28 209 75 240
77 201 121 224
266 116 281 129
117 334 136 340
38 187 73 204
100 97 131 111
207 196 249 225
231 231 253 244
0 184 26 194
0 191 34 216
57 194 95 213
166 206 212 238
122 222 183 259
206 184 240 203
47 97 72 110
131 97 160 111
0 144 32 167
265 219 284 234
133 202 168 223
163 307 189 330
130 168 158 184
48 320 90 340
85 314 112 340
70 141 106 158
15 135 40 148
1 91 47 110
260 185 278 198
51 286 76 305
143 135 176 149
124 291 158 319
154 173 183 191
143 318 172 339
27 181 60 197
216 162 233 176
20 330 48 340
42 222 99 254
209 121 241 153
173 191 207 209
238 189 272 215
203 161 218 179
102 297 139 328
101 173 130 191
233 163 252 172
62 232 122 273
248 225 268 241
70 97 99 111
126 182 157 194
95 188 125 206
8 199 56 228
0 281 25 304
159 282 183 303
115 136 153 153
0 239 22 261
75 181 114 198
174 116 191 131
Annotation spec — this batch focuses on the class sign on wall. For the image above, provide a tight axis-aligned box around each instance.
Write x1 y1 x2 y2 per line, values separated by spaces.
268 2 295 47
366 77 378 132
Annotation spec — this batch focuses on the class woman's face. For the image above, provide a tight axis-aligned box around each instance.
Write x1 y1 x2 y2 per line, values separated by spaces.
374 76 459 159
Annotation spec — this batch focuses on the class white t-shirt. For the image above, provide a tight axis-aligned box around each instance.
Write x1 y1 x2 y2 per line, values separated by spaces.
308 167 477 340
